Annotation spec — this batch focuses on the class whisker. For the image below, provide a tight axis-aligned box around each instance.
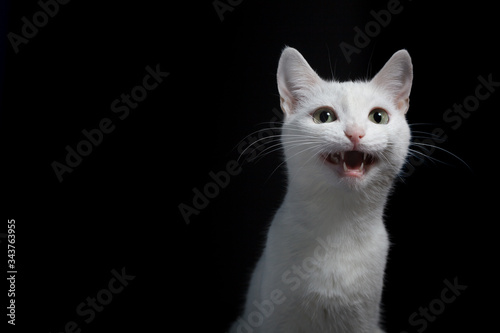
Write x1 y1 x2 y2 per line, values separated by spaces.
409 123 440 127
410 130 442 138
407 148 447 166
380 150 406 184
266 143 323 182
236 134 283 163
247 138 323 164
410 142 472 171
410 134 443 140
287 144 325 185
236 123 325 165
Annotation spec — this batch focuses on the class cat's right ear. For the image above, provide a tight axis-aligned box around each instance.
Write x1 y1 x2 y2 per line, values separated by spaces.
371 50 413 114
277 47 322 116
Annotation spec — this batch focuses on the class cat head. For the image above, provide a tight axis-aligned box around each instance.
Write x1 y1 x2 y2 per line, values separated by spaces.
277 47 413 192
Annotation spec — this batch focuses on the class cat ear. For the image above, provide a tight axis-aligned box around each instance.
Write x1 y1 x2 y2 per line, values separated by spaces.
371 50 413 114
277 47 322 116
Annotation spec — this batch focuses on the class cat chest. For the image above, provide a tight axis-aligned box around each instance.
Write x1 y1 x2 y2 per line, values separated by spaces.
271 231 388 300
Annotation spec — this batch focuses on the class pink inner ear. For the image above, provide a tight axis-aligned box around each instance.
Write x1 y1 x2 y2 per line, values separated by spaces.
397 97 410 114
280 97 287 113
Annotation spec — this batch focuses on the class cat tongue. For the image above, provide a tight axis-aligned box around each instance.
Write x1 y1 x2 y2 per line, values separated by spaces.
344 151 364 169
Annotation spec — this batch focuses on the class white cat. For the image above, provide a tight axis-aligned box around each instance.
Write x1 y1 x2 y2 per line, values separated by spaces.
230 47 413 333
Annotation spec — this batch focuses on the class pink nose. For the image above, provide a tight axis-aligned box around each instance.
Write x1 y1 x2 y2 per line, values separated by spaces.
344 128 365 144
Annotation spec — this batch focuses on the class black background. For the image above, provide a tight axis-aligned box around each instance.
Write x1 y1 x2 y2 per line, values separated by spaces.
2 0 498 332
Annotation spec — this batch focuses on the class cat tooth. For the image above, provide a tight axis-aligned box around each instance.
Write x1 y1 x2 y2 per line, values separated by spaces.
360 162 364 171
363 153 367 161
343 161 348 172
340 152 345 160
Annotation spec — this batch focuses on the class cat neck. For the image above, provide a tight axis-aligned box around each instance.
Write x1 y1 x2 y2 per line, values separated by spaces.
279 176 392 240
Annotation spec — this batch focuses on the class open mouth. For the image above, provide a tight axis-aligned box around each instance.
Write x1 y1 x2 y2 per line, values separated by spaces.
322 151 376 178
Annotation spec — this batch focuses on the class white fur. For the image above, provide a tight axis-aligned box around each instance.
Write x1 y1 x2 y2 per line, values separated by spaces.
230 48 413 333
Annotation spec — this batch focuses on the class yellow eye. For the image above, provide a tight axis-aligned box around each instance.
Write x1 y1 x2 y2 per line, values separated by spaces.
312 108 337 124
368 108 389 124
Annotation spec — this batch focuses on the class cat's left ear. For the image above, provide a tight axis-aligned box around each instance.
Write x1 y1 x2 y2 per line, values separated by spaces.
371 50 413 114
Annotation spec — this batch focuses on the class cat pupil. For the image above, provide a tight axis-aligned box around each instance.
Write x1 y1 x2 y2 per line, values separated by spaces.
320 111 330 122
373 112 382 123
